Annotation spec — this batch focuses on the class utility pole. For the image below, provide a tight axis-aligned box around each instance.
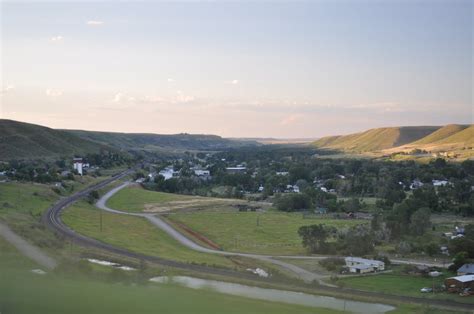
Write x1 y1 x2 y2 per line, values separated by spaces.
100 208 103 232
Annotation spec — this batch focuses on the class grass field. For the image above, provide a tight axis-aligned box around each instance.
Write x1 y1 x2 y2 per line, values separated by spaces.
336 270 474 305
338 197 379 205
0 182 59 217
62 201 240 268
0 237 338 314
106 186 367 255
106 185 269 213
168 211 366 255
106 185 193 212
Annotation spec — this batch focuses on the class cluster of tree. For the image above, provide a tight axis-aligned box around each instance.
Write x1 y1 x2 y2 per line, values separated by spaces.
83 152 132 168
448 224 474 270
298 223 376 256
1 152 132 184
142 146 473 217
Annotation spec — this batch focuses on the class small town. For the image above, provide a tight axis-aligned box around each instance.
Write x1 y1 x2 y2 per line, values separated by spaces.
1 1 472 314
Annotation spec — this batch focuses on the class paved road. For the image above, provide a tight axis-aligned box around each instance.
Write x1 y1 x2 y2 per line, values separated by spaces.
42 172 473 312
43 170 291 282
0 222 57 270
97 182 332 285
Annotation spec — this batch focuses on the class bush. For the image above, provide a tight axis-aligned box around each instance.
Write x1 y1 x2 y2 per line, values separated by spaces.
275 193 311 212
319 257 345 271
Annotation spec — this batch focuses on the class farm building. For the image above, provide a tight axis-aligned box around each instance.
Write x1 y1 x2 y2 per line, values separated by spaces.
457 264 474 276
445 275 474 293
345 257 385 273
348 264 375 274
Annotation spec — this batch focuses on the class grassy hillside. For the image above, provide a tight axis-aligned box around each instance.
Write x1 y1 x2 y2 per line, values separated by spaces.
63 129 259 152
383 124 474 158
313 126 440 152
436 124 474 145
0 119 258 160
0 119 108 160
411 124 469 145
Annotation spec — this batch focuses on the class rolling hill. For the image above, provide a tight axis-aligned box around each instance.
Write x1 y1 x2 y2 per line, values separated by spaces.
62 130 259 152
409 124 469 145
0 119 111 160
312 124 474 158
312 126 441 152
0 119 259 160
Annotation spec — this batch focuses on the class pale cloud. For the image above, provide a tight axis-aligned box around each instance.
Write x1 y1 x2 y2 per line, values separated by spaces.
280 113 303 126
0 84 15 95
50 35 63 42
45 88 63 97
86 20 104 26
112 92 123 102
175 90 195 103
231 79 239 85
167 78 175 83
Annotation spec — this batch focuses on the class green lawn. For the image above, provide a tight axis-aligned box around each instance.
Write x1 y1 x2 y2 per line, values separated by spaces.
106 185 261 213
106 186 366 255
337 197 379 205
168 211 366 255
62 201 238 269
0 182 59 217
0 238 335 314
106 185 196 212
337 272 474 304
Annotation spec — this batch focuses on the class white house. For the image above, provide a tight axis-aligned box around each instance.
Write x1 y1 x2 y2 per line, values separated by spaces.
159 167 175 180
432 179 449 187
194 169 210 177
410 179 424 190
285 185 300 193
345 257 385 273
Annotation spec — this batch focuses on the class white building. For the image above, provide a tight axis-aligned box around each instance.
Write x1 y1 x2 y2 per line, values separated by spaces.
432 179 449 187
159 167 176 180
285 185 300 193
73 158 83 176
194 169 210 177
410 179 424 190
226 167 246 174
345 257 385 273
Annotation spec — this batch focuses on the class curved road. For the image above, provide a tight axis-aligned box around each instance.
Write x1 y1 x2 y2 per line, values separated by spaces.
43 172 474 312
97 182 331 284
43 170 285 281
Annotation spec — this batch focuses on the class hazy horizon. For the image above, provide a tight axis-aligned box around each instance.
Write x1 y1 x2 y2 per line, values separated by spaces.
1 1 472 138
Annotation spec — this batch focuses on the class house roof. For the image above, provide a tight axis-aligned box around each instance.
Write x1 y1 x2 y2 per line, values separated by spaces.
448 275 474 283
345 257 384 266
458 264 474 274
350 264 373 270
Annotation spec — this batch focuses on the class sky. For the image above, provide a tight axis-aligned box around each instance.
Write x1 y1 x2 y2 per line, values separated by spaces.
0 0 472 138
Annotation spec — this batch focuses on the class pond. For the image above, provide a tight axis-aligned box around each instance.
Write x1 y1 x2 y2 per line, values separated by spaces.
150 276 395 314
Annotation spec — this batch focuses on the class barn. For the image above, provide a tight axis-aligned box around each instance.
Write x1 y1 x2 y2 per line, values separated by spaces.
444 275 474 293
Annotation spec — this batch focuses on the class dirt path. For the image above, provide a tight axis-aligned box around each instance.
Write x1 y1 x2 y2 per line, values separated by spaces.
96 182 334 286
0 222 57 270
